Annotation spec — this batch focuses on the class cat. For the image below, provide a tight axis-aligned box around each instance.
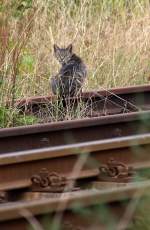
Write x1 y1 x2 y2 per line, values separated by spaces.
50 44 87 98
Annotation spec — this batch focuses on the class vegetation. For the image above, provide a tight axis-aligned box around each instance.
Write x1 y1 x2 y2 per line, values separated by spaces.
0 0 149 127
0 106 38 128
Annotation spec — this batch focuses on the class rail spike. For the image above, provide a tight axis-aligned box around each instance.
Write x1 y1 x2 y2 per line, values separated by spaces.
31 168 79 193
99 158 135 183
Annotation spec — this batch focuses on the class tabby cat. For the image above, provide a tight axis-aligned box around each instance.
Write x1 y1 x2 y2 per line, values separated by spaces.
50 44 87 98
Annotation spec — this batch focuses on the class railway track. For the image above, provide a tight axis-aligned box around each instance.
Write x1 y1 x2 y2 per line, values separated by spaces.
15 84 150 115
1 133 150 191
1 84 150 154
0 133 150 229
1 85 150 229
0 110 150 154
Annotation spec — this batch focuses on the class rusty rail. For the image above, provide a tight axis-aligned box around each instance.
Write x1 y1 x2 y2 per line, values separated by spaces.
0 133 150 192
0 110 150 154
0 180 150 229
15 84 150 112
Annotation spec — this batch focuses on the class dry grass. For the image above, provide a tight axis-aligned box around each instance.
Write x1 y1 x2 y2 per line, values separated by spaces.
0 0 150 103
0 0 150 126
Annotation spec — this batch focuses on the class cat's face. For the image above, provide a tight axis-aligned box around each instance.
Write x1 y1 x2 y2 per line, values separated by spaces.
53 44 73 64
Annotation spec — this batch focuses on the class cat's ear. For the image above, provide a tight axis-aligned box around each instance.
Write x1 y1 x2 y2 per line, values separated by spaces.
67 44 73 53
53 44 60 53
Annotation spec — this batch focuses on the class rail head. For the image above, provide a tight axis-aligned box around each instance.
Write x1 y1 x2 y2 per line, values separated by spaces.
14 84 150 106
0 110 150 138
0 180 150 222
0 133 150 166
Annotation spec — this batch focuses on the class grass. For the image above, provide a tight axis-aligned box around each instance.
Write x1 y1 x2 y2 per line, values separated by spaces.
0 0 150 127
0 106 39 128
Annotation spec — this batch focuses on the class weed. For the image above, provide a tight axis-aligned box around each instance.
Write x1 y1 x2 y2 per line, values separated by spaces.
0 106 38 128
0 0 149 126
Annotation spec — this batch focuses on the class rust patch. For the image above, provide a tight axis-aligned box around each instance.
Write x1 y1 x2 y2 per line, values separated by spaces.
31 168 79 193
99 158 135 182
